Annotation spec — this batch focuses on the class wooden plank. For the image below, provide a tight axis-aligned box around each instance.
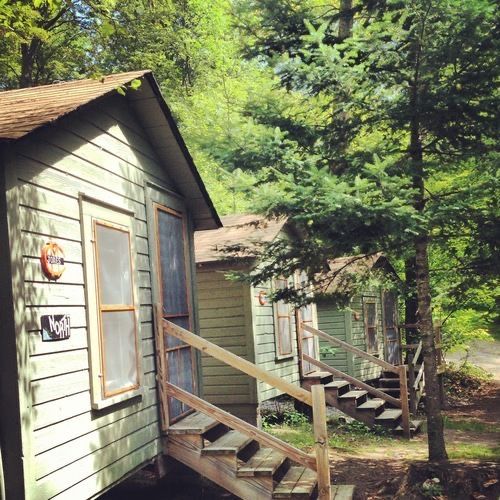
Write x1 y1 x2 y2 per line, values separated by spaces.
25 305 86 332
167 411 219 435
399 365 411 439
273 466 305 497
165 382 316 470
238 448 286 477
35 423 158 498
303 354 401 408
31 370 90 405
165 321 312 406
292 467 318 496
302 324 399 374
34 405 158 479
31 349 88 380
33 388 157 454
202 430 253 455
29 327 87 355
312 385 331 500
49 440 160 500
34 391 91 430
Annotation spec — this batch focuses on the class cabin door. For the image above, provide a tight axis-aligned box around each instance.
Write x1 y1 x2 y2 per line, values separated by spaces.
153 201 197 427
383 291 401 365
296 272 318 376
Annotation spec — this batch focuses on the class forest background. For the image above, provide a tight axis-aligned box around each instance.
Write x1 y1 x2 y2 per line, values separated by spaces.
1 0 498 460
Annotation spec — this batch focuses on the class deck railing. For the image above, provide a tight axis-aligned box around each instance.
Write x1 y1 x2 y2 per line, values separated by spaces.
301 324 411 439
155 305 331 499
403 340 425 413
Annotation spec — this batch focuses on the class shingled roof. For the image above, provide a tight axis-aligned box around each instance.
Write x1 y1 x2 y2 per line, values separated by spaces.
0 71 149 140
195 214 287 264
0 71 221 230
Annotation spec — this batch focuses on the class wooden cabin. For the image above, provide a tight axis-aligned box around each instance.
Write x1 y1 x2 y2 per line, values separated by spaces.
0 71 221 499
194 214 320 425
0 75 357 500
316 255 402 382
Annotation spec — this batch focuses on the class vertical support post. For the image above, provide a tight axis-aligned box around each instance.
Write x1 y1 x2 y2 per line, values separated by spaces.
407 351 417 414
399 365 411 439
311 385 331 500
154 303 169 432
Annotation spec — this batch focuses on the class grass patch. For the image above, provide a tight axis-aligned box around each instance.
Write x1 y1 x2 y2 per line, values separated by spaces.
447 443 500 461
444 416 500 433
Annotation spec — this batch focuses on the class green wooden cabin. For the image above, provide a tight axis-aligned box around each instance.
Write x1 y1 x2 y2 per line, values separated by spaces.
317 255 402 382
0 71 221 499
194 215 320 425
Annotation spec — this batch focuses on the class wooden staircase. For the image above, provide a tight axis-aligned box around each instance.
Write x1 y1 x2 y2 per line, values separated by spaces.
155 311 356 500
166 411 354 499
302 372 423 435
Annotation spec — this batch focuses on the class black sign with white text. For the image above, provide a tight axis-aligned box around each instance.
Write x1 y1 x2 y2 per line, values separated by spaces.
41 314 71 341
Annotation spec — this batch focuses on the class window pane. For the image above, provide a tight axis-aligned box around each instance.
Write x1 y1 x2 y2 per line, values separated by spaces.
102 311 138 394
157 210 188 316
301 303 313 323
278 317 292 355
96 224 132 305
366 302 376 327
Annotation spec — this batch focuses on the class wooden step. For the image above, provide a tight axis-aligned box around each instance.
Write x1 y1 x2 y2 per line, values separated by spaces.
332 484 356 499
273 466 317 498
338 390 368 401
324 380 350 390
168 411 220 435
395 419 424 434
238 447 287 477
202 430 253 455
378 378 400 387
357 398 385 412
377 387 401 394
375 408 402 428
303 371 332 380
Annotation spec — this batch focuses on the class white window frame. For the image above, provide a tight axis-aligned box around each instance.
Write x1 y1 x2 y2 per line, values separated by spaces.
81 196 143 410
363 298 378 354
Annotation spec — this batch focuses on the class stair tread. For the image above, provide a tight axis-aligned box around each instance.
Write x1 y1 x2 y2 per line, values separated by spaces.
303 371 332 380
238 447 286 476
202 430 253 455
332 484 356 500
325 380 350 389
378 388 401 393
375 409 402 421
357 399 385 410
273 466 317 498
395 419 425 432
338 390 367 399
168 411 220 435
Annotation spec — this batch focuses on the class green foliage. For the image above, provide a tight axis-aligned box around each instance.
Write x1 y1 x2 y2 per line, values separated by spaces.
443 361 492 407
420 478 444 498
441 309 494 352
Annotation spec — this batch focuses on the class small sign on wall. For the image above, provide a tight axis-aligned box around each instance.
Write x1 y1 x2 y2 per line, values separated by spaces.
41 314 71 341
40 242 66 281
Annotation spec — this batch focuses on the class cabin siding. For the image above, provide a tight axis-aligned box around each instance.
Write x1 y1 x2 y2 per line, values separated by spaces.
252 282 301 402
4 96 185 499
317 303 350 374
197 269 257 419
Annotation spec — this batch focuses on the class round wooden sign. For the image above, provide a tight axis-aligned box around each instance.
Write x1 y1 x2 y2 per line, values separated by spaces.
258 290 267 305
40 242 66 280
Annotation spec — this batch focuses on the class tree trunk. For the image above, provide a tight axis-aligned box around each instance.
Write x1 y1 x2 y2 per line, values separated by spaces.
19 38 41 88
338 0 353 40
404 256 419 345
415 236 448 460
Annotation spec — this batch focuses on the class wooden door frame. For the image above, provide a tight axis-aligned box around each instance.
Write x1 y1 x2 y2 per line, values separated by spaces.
145 182 199 429
381 290 402 365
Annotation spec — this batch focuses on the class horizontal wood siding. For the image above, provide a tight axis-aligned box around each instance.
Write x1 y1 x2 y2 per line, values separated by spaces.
252 283 300 402
350 293 384 381
317 303 349 374
197 270 256 408
8 96 181 499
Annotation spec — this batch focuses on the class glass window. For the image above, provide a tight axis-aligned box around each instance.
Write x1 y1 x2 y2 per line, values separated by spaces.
95 222 139 398
364 300 378 353
274 278 293 357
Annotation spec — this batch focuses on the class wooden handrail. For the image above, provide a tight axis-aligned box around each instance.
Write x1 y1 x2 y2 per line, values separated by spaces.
303 354 402 408
413 341 423 366
414 362 425 390
164 320 313 406
165 382 317 471
302 324 400 374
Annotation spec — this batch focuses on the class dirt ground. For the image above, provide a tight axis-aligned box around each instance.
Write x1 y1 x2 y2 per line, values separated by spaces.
331 381 500 499
446 339 500 380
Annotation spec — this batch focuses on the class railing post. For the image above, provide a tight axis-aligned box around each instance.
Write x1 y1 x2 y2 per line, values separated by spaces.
311 385 331 500
399 365 411 439
407 351 417 414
